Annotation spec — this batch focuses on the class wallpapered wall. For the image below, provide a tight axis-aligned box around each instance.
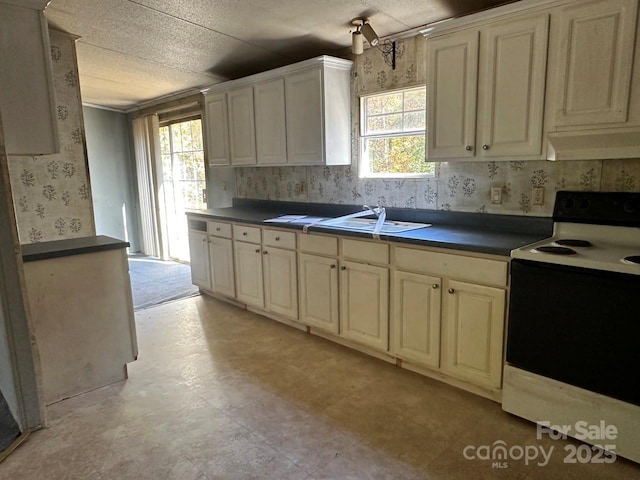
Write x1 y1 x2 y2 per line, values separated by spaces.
235 35 640 216
7 29 94 244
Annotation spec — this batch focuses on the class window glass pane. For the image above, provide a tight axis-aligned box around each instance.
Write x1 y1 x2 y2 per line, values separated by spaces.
367 92 403 115
366 113 403 134
364 135 431 175
194 152 206 181
403 89 426 111
159 126 170 155
404 112 426 131
171 124 183 152
191 120 203 150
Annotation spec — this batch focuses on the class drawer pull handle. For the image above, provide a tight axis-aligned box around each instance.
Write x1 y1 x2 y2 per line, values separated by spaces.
448 288 455 294
432 284 439 289
330 264 336 269
243 232 248 236
216 227 221 231
275 236 280 241
340 266 346 271
254 248 260 253
263 251 268 255
465 145 472 151
482 144 489 150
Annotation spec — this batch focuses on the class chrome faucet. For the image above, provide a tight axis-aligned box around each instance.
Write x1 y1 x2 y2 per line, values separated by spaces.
363 201 385 218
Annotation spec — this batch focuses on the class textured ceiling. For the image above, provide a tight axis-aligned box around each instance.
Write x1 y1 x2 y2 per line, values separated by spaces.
44 0 516 110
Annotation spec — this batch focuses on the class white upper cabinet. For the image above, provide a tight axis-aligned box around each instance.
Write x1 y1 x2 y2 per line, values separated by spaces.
427 31 479 159
477 14 549 157
553 0 638 126
227 86 257 165
286 68 324 165
0 5 58 156
202 56 352 167
254 78 287 165
427 12 549 160
551 0 638 128
204 93 230 166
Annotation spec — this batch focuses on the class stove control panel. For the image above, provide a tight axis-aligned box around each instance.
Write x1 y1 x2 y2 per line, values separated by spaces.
554 191 640 227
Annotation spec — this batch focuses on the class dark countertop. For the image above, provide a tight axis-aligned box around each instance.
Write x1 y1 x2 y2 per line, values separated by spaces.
22 235 130 262
187 199 553 257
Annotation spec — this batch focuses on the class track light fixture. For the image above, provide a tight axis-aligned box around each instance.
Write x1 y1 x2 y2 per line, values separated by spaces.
350 18 396 70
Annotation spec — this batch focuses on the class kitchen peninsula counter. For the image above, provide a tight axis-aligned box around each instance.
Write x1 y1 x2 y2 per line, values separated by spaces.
21 235 137 405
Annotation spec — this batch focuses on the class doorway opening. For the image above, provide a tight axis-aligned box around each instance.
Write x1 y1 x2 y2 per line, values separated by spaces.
158 119 207 263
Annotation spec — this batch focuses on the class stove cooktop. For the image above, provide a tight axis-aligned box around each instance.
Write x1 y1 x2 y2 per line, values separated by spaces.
512 225 640 275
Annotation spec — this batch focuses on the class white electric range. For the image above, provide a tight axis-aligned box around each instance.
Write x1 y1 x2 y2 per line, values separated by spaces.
504 191 640 464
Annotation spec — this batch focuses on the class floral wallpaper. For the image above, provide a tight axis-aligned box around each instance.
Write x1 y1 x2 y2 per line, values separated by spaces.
7 29 95 243
235 35 640 216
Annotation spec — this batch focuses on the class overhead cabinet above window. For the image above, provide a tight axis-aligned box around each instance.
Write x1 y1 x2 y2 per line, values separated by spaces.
426 13 549 160
425 0 640 161
202 56 352 167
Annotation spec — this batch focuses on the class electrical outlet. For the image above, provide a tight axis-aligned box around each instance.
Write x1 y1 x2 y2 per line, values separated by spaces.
491 187 502 204
221 182 227 192
532 186 545 205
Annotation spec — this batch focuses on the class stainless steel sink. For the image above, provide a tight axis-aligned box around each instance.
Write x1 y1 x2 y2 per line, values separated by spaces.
320 217 430 233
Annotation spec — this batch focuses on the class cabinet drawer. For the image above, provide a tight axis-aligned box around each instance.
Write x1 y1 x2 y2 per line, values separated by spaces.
208 221 232 238
233 224 261 244
263 229 296 249
395 247 508 287
299 234 338 256
342 239 389 264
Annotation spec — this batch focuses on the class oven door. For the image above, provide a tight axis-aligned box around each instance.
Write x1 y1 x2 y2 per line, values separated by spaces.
507 259 640 406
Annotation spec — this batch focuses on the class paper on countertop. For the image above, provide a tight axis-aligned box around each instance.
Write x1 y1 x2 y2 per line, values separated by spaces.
263 215 308 223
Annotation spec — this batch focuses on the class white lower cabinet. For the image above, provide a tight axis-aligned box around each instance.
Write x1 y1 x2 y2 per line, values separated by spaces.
298 253 339 333
188 216 509 397
441 279 506 389
391 271 441 369
188 230 212 290
208 236 235 298
339 261 389 351
263 246 298 320
234 241 264 308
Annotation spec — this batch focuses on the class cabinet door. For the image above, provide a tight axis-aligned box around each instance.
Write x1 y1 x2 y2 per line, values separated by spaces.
188 231 212 290
204 93 230 166
299 253 339 333
228 87 257 165
442 280 505 389
263 247 298 320
477 14 549 157
340 261 389 351
0 7 58 155
234 241 264 307
427 30 479 159
391 271 441 369
209 236 235 298
285 68 324 164
254 78 288 165
553 0 638 127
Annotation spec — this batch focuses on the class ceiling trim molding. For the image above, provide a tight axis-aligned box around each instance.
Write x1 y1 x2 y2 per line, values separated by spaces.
82 103 127 113
126 89 203 116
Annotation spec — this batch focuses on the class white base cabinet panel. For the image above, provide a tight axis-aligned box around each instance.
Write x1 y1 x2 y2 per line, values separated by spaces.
442 279 506 389
234 241 264 308
263 246 298 320
209 236 235 298
298 253 339 334
391 271 441 369
188 230 212 290
339 261 389 351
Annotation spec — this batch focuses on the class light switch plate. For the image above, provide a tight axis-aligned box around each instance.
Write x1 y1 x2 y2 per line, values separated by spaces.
491 187 502 204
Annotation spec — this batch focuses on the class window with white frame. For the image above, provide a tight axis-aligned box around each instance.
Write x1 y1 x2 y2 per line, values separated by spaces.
360 86 432 177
